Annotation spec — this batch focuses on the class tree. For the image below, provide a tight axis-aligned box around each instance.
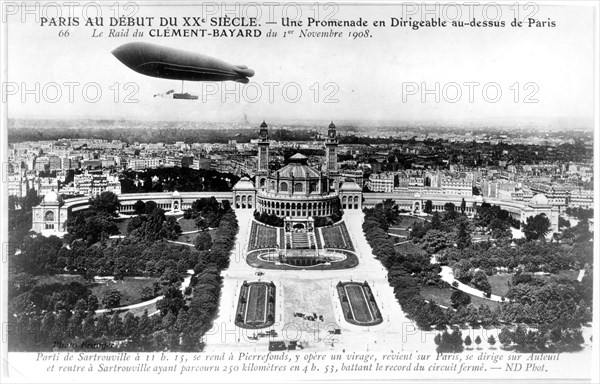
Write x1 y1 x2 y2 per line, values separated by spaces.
498 326 512 348
464 335 472 349
558 216 570 229
444 202 456 212
174 310 189 332
194 231 213 251
156 286 185 316
133 200 146 216
474 335 482 349
471 270 492 296
139 286 155 301
138 310 152 336
87 295 99 312
455 219 471 250
460 198 466 214
381 199 401 226
488 335 497 348
195 217 208 231
450 290 471 308
430 212 442 230
145 201 158 214
489 218 512 239
90 191 121 217
522 214 551 241
436 327 464 353
109 312 124 337
101 290 122 310
424 200 433 214
478 304 493 326
162 310 177 329
421 230 451 254
95 314 110 337
123 312 139 339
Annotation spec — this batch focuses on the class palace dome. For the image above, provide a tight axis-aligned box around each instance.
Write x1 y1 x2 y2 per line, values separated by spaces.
43 191 59 203
339 180 362 192
530 194 549 206
277 154 320 179
278 163 320 179
232 177 255 191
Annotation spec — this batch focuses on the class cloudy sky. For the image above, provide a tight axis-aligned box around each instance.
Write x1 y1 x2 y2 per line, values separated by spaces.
6 2 596 127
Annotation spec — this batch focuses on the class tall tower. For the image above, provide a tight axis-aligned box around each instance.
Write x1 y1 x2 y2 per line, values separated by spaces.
325 122 339 190
257 121 270 175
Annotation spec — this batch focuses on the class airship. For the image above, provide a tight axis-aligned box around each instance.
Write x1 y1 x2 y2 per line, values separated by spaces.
112 42 255 84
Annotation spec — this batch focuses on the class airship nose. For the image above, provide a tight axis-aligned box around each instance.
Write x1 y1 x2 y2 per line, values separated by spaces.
112 43 141 70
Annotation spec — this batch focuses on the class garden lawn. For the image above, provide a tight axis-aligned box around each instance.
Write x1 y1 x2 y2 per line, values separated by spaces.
176 229 215 245
345 284 373 323
114 218 133 235
34 274 86 285
320 223 354 250
245 284 267 325
394 242 427 256
178 218 199 232
249 221 278 250
487 274 513 297
90 277 159 307
420 285 501 311
553 269 580 280
392 215 428 229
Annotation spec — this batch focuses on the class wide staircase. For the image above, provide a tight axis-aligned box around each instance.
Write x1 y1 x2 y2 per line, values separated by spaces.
291 232 310 249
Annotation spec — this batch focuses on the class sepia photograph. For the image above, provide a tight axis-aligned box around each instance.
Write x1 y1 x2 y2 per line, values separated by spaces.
1 1 598 382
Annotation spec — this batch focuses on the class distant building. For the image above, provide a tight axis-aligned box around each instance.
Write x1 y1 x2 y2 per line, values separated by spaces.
367 173 395 193
7 173 26 198
569 189 593 209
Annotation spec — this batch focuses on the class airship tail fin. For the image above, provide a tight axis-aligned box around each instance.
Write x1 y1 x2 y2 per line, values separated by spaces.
234 66 255 78
232 77 250 84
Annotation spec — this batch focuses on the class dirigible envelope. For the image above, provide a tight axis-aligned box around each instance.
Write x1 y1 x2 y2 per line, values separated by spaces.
112 42 255 83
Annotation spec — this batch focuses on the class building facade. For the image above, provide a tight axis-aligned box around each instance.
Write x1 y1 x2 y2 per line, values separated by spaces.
233 122 362 220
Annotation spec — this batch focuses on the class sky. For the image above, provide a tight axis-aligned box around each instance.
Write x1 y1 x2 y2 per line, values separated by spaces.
5 2 596 128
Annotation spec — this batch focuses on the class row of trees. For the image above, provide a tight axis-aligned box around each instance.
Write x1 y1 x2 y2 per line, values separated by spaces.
9 307 193 352
434 325 585 354
362 201 443 329
429 295 589 330
163 206 240 350
497 325 585 353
